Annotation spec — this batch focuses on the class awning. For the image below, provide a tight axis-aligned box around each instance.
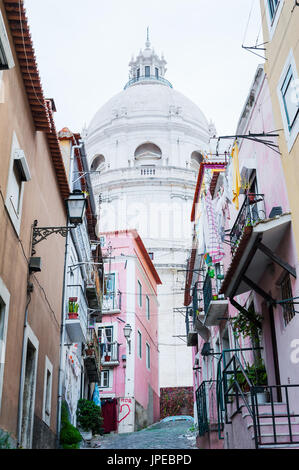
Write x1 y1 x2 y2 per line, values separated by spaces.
221 213 293 298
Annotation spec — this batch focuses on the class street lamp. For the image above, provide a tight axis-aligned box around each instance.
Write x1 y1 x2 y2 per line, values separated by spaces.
123 323 132 354
31 190 87 257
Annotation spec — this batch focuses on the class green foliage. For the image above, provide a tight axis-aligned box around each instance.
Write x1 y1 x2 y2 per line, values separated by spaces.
76 399 103 434
0 431 11 449
230 305 262 339
60 401 82 449
228 359 268 392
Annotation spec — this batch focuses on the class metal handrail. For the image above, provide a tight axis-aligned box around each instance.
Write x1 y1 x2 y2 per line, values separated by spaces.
216 347 263 442
230 193 266 254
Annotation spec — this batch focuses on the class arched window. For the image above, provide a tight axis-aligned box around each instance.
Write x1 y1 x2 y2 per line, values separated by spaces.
190 151 203 170
134 143 162 166
91 154 105 172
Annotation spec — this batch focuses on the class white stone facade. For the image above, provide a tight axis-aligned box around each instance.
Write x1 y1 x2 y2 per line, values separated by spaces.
85 38 212 388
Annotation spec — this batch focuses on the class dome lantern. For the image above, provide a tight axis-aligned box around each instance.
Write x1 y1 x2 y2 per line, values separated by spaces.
125 29 172 90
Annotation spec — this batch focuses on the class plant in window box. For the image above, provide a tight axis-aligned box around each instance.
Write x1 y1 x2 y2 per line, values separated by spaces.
68 298 79 319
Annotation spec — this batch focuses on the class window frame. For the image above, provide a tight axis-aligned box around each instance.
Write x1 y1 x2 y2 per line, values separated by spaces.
42 356 53 426
277 50 299 152
280 273 295 326
264 0 284 39
146 342 150 370
0 278 10 413
146 295 150 320
138 280 142 307
100 369 110 388
0 9 14 70
145 66 150 77
137 330 142 359
5 134 31 235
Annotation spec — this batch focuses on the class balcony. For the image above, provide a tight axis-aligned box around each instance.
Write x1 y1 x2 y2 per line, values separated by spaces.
203 272 228 327
102 291 121 315
84 328 101 383
65 286 88 343
100 342 120 367
196 380 218 437
185 307 210 346
86 268 102 316
230 193 266 255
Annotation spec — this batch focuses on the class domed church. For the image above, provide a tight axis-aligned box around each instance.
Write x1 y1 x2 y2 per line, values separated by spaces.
85 33 213 400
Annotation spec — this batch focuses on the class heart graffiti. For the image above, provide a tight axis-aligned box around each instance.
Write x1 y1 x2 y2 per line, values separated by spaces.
117 404 131 423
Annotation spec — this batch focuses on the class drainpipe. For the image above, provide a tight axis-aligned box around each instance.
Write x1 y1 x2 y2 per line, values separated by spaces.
56 227 70 448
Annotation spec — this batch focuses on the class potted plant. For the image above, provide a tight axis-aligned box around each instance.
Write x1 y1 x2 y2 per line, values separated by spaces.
68 298 79 319
85 342 94 356
76 399 104 441
104 353 111 362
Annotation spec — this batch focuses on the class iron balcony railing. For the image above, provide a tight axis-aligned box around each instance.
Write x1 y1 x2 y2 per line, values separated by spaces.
216 348 299 448
230 193 266 255
102 291 122 312
196 380 218 437
124 74 173 90
100 341 120 363
202 270 225 317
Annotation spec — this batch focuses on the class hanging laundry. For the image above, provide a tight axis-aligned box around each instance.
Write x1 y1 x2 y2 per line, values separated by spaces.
93 383 101 408
231 140 241 210
205 189 225 264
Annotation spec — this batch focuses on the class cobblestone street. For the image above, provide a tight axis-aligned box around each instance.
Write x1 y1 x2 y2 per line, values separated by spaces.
85 419 197 450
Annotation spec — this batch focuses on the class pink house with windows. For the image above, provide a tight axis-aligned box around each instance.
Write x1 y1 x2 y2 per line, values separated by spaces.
184 65 299 449
97 229 161 433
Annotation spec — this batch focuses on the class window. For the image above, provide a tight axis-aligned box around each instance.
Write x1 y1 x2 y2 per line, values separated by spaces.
146 343 150 369
155 67 159 79
104 273 116 309
146 295 150 320
281 65 299 130
277 50 299 151
148 252 154 260
100 370 110 388
268 0 280 22
280 274 295 326
145 66 150 77
138 280 142 307
0 278 10 413
137 68 140 79
98 326 113 353
42 356 53 426
0 10 14 70
5 137 31 235
137 330 142 359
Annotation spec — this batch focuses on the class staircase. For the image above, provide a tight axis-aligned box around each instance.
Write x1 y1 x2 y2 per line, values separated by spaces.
239 401 299 449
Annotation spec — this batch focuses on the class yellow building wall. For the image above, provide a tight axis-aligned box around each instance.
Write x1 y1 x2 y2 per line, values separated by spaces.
260 0 299 255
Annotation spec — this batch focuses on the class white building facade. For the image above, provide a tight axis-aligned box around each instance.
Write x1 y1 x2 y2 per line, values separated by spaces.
85 37 213 392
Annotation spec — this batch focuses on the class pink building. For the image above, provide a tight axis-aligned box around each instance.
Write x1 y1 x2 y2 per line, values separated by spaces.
97 229 161 433
184 65 299 449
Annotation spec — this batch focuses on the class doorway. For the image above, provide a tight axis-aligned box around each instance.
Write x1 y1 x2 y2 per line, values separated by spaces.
20 339 37 448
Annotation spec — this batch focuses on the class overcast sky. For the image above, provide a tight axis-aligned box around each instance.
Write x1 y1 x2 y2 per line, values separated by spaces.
24 0 263 136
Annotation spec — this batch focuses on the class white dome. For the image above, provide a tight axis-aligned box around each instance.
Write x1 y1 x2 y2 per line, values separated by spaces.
87 82 210 138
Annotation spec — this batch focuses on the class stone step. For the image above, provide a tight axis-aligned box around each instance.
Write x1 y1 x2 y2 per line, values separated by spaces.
259 443 299 449
247 421 299 436
252 431 299 445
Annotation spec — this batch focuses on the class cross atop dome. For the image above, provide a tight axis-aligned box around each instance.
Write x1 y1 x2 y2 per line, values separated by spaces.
124 31 172 90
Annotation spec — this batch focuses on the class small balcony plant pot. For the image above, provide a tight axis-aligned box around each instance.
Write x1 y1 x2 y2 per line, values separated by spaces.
247 193 256 204
68 313 79 320
212 295 218 300
104 355 111 362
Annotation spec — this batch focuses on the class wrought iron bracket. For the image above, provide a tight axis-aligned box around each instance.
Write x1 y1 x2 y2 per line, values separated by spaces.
31 220 76 255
